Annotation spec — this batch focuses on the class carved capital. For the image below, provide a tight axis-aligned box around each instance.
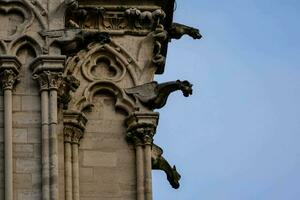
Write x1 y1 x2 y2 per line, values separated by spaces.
48 72 64 90
126 112 159 146
0 69 19 90
0 56 21 91
63 110 87 145
32 71 63 91
63 126 74 143
71 128 83 145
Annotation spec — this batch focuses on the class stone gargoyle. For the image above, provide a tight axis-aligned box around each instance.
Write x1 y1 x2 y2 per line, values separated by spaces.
125 80 193 110
169 22 202 40
152 144 181 189
54 30 111 55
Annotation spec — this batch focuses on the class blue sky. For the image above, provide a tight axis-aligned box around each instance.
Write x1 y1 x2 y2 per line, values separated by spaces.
153 1 300 199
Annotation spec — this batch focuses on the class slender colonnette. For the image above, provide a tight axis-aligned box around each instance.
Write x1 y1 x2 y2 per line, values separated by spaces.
0 56 21 200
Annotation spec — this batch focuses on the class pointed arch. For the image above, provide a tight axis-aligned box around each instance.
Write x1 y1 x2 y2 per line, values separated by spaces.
9 35 42 56
73 81 135 115
0 40 7 55
65 41 142 86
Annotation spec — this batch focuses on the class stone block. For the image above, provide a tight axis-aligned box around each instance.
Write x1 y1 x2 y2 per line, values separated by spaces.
79 167 94 183
17 190 41 200
14 173 32 189
13 128 28 143
0 128 3 142
15 159 40 173
81 151 117 167
21 96 40 111
27 127 41 143
13 112 41 127
13 95 22 111
14 144 34 158
31 173 41 190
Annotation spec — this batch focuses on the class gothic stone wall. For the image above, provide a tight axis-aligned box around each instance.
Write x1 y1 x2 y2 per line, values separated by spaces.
0 0 174 200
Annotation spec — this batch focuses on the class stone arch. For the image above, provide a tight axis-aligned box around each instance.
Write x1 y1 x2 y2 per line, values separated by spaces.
9 35 42 56
73 81 135 115
21 0 48 29
0 41 7 55
65 41 142 86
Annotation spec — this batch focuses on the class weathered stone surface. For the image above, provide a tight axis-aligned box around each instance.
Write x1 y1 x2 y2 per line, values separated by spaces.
0 0 196 199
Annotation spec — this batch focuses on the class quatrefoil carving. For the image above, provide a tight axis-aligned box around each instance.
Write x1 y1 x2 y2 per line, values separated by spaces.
0 2 34 40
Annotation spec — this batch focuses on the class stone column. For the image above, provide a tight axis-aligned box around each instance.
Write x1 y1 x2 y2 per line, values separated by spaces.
48 72 63 200
126 112 159 200
71 129 82 200
33 71 51 200
0 56 21 200
63 111 87 200
63 126 73 200
30 55 66 200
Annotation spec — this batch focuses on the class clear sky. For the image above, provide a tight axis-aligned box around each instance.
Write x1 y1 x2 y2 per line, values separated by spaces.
153 0 300 199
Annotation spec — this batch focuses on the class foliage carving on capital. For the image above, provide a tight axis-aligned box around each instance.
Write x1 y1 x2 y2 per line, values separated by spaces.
32 71 64 91
63 110 87 145
127 125 156 145
0 69 19 90
125 112 159 146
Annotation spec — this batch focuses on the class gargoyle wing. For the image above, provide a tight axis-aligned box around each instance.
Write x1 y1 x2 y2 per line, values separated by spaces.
125 81 158 102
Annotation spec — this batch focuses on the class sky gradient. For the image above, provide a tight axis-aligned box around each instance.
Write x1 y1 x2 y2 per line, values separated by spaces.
153 1 300 199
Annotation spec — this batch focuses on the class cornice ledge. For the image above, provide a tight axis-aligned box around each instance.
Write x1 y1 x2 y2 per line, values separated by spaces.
30 55 66 75
125 111 159 131
63 110 87 132
0 56 22 74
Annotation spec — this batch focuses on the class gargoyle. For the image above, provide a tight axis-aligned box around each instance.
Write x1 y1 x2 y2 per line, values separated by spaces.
54 30 110 55
152 144 181 189
58 75 80 109
125 80 193 110
169 22 202 40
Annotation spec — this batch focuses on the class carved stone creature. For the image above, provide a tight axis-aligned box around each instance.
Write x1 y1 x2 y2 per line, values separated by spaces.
55 30 110 55
152 144 181 189
169 22 202 40
125 80 193 109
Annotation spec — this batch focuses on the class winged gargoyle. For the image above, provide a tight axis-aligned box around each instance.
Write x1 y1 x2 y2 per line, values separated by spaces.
54 30 111 55
169 22 202 40
125 80 193 110
152 144 181 189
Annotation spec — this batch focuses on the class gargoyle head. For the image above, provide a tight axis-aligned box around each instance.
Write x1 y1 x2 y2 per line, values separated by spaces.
178 80 193 97
189 28 202 39
167 165 181 189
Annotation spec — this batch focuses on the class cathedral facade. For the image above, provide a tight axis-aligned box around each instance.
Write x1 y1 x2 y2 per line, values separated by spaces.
0 0 200 199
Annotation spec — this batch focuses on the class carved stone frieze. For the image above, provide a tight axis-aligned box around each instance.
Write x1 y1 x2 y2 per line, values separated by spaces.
65 6 166 36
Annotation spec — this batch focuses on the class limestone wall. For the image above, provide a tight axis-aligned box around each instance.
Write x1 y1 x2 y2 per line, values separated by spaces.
0 0 194 199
